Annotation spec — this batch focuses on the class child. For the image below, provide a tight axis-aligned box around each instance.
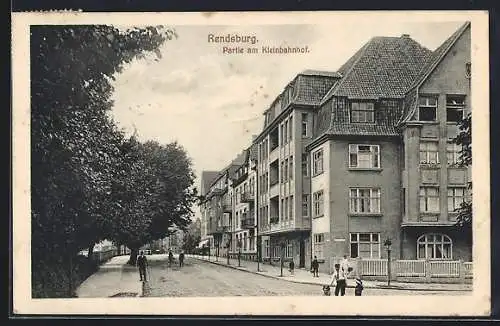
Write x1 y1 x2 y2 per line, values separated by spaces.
355 278 364 296
289 260 295 276
322 285 331 296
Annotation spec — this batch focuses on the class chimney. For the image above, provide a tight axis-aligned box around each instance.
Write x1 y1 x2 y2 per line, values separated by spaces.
401 34 410 39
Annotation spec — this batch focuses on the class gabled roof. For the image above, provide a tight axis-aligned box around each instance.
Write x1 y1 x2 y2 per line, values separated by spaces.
200 171 219 196
321 35 433 102
399 22 470 124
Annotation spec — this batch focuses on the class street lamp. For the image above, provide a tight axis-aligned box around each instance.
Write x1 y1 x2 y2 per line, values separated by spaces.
251 157 261 272
225 227 231 266
384 238 392 286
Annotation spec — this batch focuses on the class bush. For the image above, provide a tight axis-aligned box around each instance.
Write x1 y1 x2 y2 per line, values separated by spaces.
32 255 98 298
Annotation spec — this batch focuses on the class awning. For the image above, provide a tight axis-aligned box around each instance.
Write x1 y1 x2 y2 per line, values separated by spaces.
197 239 209 248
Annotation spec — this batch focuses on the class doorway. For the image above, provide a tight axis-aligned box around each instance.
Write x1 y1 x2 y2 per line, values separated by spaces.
299 240 305 268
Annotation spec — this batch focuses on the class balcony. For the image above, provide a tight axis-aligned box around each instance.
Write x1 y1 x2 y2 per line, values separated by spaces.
222 202 232 213
260 219 296 234
241 217 256 229
240 191 255 203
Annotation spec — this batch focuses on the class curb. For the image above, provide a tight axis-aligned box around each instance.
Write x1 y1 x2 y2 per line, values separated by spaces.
191 257 471 292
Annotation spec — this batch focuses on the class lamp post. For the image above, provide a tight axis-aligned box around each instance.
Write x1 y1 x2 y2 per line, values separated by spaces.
252 157 261 272
225 227 231 266
384 238 392 286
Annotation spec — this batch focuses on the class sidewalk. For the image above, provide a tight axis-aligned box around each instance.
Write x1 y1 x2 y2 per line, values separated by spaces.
76 255 143 298
188 255 472 292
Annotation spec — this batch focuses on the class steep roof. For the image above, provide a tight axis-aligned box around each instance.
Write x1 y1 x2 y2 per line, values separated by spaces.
399 22 471 124
200 171 219 196
321 35 433 102
294 73 341 106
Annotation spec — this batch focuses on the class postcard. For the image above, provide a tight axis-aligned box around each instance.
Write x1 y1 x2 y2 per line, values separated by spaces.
11 10 490 316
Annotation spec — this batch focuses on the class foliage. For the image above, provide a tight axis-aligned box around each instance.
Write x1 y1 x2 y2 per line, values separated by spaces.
30 25 195 296
182 219 202 253
453 112 472 227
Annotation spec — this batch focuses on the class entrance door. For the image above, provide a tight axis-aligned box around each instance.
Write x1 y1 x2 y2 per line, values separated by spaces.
299 240 305 268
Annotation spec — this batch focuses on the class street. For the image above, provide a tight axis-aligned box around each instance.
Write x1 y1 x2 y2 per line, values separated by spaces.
141 255 470 297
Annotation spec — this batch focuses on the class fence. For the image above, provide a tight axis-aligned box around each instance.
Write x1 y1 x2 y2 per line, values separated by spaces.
351 258 472 283
91 249 117 264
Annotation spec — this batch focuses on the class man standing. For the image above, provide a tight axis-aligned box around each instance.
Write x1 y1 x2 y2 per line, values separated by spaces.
330 263 347 296
136 252 148 282
168 249 174 267
179 251 185 268
311 256 319 277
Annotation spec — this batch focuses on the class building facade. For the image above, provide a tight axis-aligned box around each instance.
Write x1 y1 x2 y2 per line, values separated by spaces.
198 22 472 273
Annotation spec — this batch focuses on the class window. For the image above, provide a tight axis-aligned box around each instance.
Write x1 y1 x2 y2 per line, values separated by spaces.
419 187 440 212
289 116 293 141
280 124 284 146
350 233 380 258
284 158 288 182
446 95 465 122
447 142 461 165
417 234 452 260
418 96 438 121
349 144 380 168
285 240 293 258
448 187 466 212
284 197 288 220
465 62 471 79
302 195 309 217
264 239 270 258
313 233 325 259
349 188 381 214
283 120 288 143
289 195 294 219
312 149 324 176
313 190 324 217
280 199 285 219
419 141 439 164
350 102 375 123
302 154 309 176
289 156 293 180
301 113 309 137
280 161 285 183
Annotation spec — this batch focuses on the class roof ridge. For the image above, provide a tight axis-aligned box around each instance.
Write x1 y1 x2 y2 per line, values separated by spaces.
399 21 470 125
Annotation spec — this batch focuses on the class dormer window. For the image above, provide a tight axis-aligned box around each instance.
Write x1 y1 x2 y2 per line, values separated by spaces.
418 96 437 121
350 102 375 123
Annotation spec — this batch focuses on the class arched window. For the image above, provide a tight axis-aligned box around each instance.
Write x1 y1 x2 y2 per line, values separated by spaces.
417 234 453 260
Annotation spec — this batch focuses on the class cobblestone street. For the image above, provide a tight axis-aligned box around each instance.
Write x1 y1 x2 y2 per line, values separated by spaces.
142 256 471 297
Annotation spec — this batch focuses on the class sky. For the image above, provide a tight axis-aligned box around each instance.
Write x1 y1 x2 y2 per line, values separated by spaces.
109 19 465 221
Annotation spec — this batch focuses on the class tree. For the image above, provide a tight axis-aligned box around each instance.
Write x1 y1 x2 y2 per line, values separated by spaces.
182 219 202 253
453 112 472 227
30 25 175 297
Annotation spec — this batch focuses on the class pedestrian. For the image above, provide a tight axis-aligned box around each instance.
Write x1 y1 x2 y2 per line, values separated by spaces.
330 263 347 296
168 250 174 267
136 251 148 282
354 278 364 296
288 259 295 276
179 251 185 268
311 256 319 277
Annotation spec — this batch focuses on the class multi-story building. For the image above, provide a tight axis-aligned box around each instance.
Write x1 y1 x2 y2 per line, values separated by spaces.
202 153 245 257
254 70 342 268
306 23 471 272
229 146 258 259
198 22 471 273
199 171 219 251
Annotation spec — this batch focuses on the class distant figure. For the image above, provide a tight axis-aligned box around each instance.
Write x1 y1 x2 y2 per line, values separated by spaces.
136 252 148 282
330 263 346 296
288 260 295 276
168 250 174 267
355 278 364 296
311 256 319 277
179 251 185 268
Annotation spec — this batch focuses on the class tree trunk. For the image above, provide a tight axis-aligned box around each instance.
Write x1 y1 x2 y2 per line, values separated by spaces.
87 243 95 261
128 248 138 266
